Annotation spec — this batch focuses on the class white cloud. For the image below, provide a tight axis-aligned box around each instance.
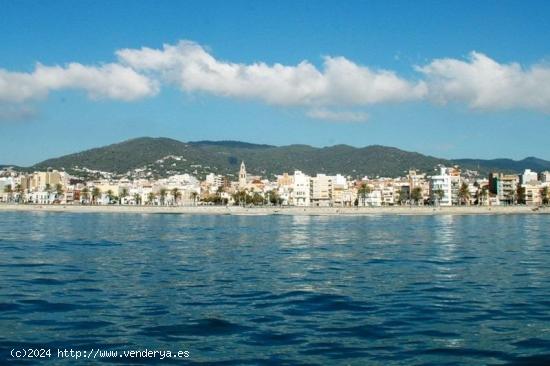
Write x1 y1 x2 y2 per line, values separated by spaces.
417 52 550 112
306 108 369 122
117 40 426 107
2 41 550 121
0 62 158 103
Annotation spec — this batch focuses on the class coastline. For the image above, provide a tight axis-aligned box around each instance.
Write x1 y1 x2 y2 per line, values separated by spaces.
0 203 548 216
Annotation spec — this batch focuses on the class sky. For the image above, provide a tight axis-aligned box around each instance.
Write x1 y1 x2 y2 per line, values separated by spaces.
0 0 549 166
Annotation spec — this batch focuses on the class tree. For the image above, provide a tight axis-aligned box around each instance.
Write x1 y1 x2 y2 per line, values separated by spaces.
233 190 252 206
540 186 549 205
411 187 423 205
159 188 167 206
433 189 444 206
479 186 489 206
457 182 470 205
171 188 181 206
269 189 283 206
357 183 372 206
133 193 141 205
252 192 264 205
15 183 24 203
3 184 13 203
516 186 526 205
147 192 155 205
55 183 64 197
397 189 408 205
81 187 90 204
45 183 52 193
191 191 198 206
106 189 115 204
120 188 129 205
92 187 101 204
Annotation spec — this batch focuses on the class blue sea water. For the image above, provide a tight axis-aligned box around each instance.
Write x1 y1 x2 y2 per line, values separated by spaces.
0 212 549 365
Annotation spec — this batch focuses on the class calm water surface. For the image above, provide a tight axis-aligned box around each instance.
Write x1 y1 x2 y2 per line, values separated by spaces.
0 212 549 365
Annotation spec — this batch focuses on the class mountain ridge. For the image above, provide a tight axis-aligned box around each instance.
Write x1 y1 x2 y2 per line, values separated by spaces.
6 137 549 179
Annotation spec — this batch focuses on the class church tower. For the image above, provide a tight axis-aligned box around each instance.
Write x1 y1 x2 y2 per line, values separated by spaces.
238 161 247 189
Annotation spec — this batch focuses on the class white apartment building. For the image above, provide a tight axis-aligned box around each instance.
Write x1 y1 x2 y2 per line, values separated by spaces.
360 190 382 207
205 173 224 189
521 169 538 184
292 170 310 206
430 167 453 206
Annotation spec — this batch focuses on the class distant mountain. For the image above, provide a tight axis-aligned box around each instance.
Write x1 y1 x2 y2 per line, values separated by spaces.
453 157 550 174
26 137 550 179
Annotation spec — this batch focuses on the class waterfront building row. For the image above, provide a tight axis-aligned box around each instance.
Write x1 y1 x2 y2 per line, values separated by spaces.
1 163 549 207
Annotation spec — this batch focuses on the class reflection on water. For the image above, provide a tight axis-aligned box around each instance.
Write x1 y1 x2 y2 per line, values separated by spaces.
0 212 549 365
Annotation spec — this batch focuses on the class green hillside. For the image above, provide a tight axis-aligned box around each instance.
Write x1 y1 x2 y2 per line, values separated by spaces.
29 137 550 179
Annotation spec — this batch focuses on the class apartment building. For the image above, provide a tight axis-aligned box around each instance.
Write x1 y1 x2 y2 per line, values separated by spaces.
292 170 310 206
310 174 333 207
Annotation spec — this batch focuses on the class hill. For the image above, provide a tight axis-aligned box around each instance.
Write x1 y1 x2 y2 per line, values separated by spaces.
28 137 550 179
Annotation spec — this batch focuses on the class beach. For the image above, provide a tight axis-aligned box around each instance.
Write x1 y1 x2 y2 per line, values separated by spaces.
0 203 547 216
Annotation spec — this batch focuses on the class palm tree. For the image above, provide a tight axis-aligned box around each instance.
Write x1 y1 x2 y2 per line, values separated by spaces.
133 193 141 205
457 182 470 206
357 183 372 207
45 183 52 193
540 186 549 205
92 187 101 205
516 186 526 205
480 186 489 206
15 183 24 203
191 191 198 206
80 187 90 204
433 189 445 206
120 187 129 205
411 187 423 205
55 183 64 198
106 189 115 204
147 192 155 205
397 189 408 205
171 188 181 206
3 184 13 203
159 188 167 206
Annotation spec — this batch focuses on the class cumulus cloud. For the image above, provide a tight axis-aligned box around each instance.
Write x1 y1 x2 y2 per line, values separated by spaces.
306 108 369 122
417 52 550 112
117 40 426 107
2 41 550 121
0 63 158 103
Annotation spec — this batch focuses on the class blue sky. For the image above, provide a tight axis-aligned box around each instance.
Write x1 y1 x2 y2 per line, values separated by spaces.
1 0 549 165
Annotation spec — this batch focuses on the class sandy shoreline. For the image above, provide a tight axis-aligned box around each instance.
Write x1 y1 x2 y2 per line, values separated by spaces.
0 204 548 216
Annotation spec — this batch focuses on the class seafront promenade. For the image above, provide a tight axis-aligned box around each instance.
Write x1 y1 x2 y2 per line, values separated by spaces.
0 203 547 216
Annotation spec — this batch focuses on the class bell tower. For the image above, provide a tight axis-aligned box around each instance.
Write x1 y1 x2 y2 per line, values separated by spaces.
238 161 247 189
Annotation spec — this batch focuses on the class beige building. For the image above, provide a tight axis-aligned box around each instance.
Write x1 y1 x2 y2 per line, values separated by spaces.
20 171 63 192
523 182 542 206
310 174 332 207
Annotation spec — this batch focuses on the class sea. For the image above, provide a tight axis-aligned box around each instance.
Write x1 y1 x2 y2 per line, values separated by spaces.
0 211 549 365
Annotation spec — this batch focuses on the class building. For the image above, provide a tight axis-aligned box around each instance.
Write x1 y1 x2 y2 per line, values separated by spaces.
489 173 519 205
521 169 538 184
430 167 453 206
523 181 542 206
331 174 352 207
291 170 310 206
238 161 247 190
20 170 64 192
310 174 332 207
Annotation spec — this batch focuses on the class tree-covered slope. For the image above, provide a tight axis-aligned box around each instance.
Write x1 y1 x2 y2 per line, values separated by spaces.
29 137 550 178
